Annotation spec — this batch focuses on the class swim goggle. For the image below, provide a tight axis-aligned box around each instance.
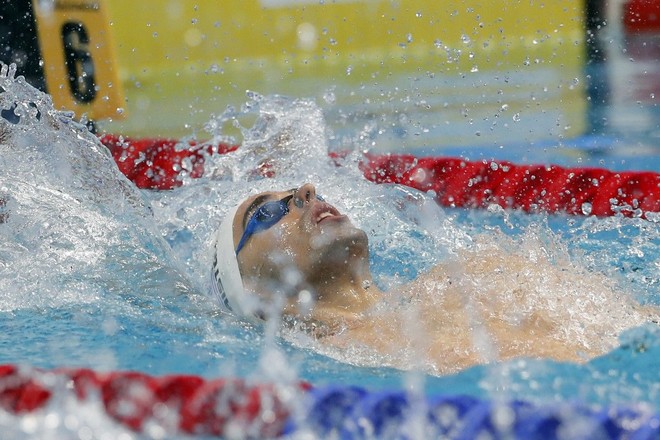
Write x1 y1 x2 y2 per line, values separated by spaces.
235 193 324 255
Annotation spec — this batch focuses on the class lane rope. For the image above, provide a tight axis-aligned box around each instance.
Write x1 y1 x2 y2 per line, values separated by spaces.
623 0 660 33
1 365 658 438
99 134 238 190
99 135 660 220
0 364 303 437
361 153 660 220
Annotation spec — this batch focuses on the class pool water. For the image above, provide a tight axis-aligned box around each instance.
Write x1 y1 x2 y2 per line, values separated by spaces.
0 36 659 438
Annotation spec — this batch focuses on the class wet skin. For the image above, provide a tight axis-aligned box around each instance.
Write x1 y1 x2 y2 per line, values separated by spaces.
232 183 378 317
227 183 658 375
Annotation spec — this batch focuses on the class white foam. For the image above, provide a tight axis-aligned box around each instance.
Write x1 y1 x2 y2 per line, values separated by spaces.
0 66 191 312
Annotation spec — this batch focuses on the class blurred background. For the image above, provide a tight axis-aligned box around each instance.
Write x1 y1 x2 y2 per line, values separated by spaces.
1 0 658 152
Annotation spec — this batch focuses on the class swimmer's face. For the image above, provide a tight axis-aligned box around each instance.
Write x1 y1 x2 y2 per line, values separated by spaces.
232 183 368 289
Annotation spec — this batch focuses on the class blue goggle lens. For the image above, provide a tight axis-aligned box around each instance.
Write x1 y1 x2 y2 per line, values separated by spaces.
235 195 292 254
235 193 326 255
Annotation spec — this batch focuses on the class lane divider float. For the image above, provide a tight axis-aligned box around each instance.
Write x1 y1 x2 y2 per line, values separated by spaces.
362 153 659 220
1 365 658 438
0 364 303 437
99 135 660 220
623 0 660 33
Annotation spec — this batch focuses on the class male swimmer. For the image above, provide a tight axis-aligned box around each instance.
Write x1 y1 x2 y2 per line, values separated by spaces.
211 183 657 374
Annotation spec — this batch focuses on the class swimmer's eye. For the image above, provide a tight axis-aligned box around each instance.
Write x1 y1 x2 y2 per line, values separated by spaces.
235 195 293 254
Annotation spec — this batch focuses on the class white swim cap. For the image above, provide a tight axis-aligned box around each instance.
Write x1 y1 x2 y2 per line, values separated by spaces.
209 203 251 317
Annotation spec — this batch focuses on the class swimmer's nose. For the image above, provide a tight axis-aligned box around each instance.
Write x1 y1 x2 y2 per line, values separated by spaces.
293 183 316 208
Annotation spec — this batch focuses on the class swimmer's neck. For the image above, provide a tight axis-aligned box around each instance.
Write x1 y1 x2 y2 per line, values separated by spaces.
304 257 381 316
314 278 380 313
286 279 379 335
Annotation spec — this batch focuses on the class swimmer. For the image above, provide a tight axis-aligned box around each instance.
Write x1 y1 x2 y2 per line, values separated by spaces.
211 183 658 374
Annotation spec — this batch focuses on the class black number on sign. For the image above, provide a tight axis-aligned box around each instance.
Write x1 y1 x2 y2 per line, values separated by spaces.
61 22 96 103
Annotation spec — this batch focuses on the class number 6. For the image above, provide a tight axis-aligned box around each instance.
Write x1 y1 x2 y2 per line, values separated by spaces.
61 22 97 104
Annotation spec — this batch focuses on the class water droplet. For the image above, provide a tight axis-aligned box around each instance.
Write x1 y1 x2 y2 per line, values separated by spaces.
581 202 592 215
512 113 521 122
323 90 336 104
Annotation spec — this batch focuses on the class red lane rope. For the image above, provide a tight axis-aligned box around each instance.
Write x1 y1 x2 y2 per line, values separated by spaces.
361 153 660 219
623 0 660 33
98 135 660 219
100 134 238 190
0 364 306 437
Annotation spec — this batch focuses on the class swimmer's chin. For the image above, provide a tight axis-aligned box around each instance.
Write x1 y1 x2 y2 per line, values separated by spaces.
309 225 368 252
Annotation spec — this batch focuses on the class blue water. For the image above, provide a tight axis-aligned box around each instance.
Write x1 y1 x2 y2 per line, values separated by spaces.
0 33 658 437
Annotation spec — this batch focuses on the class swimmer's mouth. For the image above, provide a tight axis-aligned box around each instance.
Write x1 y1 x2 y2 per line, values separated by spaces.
313 202 345 224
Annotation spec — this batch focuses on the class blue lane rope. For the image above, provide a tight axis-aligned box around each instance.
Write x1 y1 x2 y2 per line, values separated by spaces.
285 386 660 439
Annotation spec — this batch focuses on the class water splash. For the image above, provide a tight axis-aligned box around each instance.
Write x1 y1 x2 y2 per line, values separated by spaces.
149 92 467 294
0 64 192 311
1 64 658 439
200 91 334 183
148 91 657 383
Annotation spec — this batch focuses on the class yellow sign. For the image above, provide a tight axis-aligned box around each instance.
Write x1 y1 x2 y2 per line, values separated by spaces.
32 0 124 120
97 0 586 142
